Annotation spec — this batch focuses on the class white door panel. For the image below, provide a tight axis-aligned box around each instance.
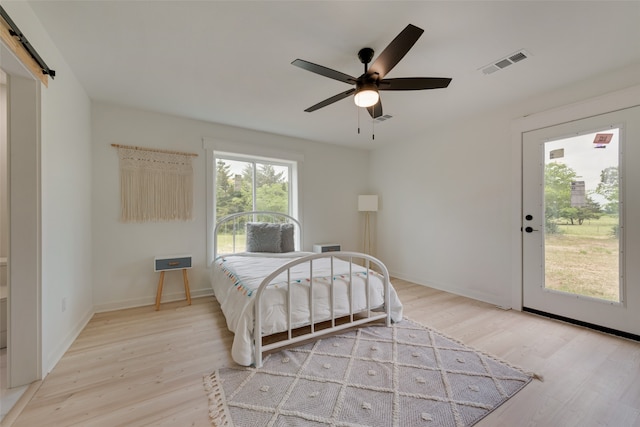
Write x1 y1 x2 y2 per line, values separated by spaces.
522 106 640 336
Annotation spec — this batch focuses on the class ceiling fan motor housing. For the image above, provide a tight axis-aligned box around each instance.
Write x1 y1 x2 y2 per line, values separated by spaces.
356 79 378 92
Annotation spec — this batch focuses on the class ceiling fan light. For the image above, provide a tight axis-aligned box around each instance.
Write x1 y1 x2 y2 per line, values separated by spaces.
354 88 379 108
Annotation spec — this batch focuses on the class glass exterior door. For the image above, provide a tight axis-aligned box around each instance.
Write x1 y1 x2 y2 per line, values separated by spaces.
522 106 640 336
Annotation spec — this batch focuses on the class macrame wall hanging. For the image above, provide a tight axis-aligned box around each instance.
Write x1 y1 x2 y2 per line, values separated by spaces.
112 144 198 222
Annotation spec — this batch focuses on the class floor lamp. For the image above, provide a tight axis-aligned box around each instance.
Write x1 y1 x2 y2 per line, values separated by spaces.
358 195 378 255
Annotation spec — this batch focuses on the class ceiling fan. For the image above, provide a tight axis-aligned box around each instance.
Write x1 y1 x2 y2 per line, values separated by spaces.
292 24 452 119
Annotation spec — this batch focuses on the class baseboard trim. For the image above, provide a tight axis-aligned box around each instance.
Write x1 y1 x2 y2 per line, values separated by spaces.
523 307 640 341
46 306 95 374
388 271 511 309
94 288 214 313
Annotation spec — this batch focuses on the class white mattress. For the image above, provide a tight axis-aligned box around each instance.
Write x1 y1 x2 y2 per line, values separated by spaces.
210 252 403 366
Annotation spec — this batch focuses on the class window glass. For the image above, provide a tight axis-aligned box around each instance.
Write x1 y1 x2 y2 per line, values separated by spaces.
215 156 291 220
255 162 289 213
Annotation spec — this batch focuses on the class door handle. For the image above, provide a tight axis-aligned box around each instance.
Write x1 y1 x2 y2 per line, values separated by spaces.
524 226 539 233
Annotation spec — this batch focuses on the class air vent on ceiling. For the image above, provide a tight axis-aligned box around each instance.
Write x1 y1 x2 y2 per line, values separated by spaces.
480 49 531 75
374 114 393 123
509 51 528 63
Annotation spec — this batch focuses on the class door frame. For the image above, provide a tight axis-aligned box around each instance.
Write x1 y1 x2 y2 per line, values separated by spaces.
1 40 42 387
510 84 640 311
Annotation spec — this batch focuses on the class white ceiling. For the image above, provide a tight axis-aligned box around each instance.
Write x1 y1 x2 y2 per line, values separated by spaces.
28 1 640 149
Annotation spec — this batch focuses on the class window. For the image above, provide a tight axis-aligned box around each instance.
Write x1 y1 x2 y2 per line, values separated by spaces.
214 154 295 220
204 139 302 263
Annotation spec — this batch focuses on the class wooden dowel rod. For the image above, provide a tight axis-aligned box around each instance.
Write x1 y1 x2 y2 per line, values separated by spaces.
111 143 198 157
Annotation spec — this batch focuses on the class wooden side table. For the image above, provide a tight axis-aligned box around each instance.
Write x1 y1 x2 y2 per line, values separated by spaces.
154 255 192 310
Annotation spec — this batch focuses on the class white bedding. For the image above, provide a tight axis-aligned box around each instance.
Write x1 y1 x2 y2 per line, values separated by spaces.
210 251 403 366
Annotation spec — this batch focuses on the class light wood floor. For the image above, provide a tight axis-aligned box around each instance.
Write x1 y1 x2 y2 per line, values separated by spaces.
6 279 640 426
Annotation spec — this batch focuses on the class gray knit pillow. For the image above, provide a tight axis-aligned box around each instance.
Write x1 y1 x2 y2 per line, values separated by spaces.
280 223 295 252
246 222 282 253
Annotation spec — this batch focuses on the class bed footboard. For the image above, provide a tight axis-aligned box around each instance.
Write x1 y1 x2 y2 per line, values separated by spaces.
253 251 391 368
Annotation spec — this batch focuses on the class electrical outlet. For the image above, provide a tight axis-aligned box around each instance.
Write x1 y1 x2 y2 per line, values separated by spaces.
62 297 66 312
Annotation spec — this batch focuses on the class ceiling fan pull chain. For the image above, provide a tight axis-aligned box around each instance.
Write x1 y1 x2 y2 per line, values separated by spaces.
357 106 361 134
372 117 375 140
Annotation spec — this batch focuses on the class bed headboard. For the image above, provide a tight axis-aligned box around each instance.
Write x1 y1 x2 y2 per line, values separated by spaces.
213 211 303 258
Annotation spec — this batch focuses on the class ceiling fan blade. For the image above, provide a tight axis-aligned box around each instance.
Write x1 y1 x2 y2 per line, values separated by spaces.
368 24 424 80
304 88 356 112
292 59 357 84
366 99 383 119
379 77 452 91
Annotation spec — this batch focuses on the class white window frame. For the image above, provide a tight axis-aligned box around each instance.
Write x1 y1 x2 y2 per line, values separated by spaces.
203 137 303 264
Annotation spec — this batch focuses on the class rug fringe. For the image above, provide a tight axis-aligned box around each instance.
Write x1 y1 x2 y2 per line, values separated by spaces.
530 372 545 382
203 371 232 427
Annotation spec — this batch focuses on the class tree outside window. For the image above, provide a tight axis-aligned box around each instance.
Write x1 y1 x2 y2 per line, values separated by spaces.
215 156 290 220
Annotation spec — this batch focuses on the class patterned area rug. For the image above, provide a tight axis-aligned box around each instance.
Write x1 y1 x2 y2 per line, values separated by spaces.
204 319 533 427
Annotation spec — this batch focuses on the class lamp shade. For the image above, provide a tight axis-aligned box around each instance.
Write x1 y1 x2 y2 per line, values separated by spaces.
358 195 378 212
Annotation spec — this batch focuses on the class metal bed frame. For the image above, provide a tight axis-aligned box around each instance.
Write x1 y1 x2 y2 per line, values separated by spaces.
213 211 392 367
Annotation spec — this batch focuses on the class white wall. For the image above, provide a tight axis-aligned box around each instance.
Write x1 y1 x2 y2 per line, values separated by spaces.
371 63 640 308
91 102 370 311
3 3 93 374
